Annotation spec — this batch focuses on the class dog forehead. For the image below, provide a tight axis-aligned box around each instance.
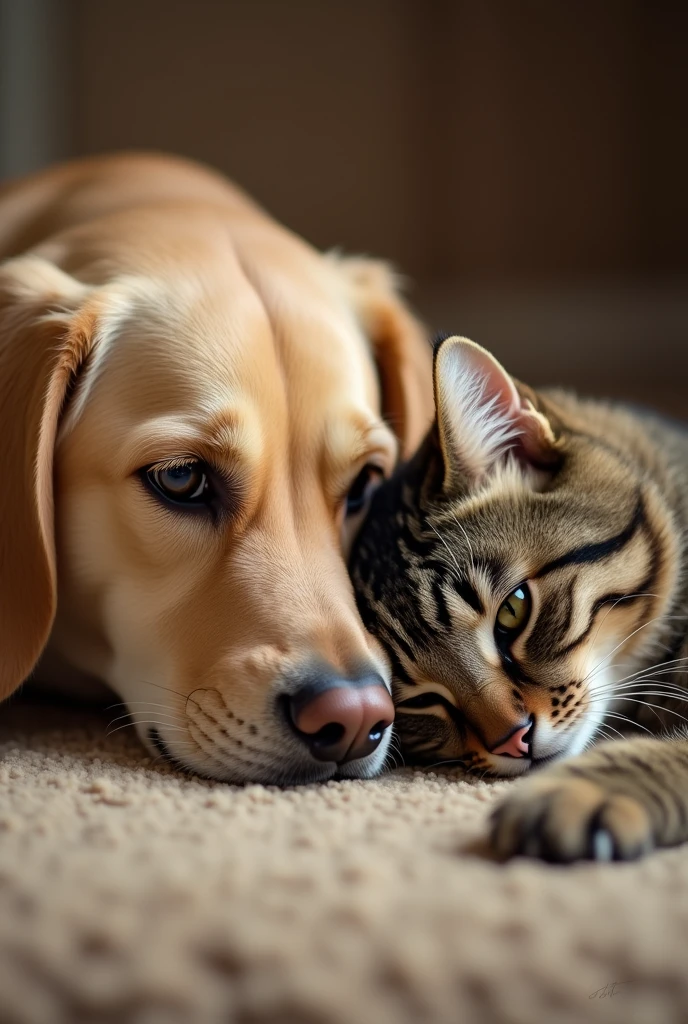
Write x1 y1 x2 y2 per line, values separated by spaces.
50 197 380 433
59 259 384 476
82 271 278 408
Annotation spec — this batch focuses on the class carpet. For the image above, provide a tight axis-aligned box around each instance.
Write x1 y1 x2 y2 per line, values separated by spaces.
1 698 687 1024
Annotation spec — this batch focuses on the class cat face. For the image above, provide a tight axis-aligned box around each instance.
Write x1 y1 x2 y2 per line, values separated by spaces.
351 337 678 776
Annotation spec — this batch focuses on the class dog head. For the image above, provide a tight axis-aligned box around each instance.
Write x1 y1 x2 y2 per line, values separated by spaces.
0 205 432 783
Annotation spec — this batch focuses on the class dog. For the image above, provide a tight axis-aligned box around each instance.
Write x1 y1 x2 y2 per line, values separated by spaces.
0 153 433 784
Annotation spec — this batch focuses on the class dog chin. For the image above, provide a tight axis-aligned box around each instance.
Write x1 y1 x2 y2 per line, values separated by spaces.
145 725 392 787
333 729 393 780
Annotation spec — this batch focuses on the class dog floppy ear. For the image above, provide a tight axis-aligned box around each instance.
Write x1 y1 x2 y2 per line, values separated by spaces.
0 257 94 700
332 256 434 458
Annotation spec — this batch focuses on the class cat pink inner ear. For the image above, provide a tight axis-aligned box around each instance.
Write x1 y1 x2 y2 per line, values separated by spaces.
434 336 556 487
456 341 522 419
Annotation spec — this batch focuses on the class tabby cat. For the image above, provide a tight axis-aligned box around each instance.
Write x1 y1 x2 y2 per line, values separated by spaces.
351 334 688 862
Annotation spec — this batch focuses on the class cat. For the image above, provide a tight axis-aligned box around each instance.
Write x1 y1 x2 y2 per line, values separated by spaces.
350 334 688 863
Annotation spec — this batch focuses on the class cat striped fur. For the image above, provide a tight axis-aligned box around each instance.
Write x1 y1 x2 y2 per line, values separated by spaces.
351 336 688 862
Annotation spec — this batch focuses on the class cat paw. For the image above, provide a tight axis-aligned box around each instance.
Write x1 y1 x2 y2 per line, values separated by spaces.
489 775 655 863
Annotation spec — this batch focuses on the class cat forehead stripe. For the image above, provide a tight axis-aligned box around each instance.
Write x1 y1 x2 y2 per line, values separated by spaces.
449 574 483 614
534 496 645 578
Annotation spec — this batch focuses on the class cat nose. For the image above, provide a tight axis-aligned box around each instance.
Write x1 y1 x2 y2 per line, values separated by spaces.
490 721 533 758
288 674 394 763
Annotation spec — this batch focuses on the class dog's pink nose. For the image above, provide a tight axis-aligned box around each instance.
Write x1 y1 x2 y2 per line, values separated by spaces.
490 724 531 758
289 677 394 764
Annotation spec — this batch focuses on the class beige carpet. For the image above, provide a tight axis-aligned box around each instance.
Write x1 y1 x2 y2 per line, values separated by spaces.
1 699 687 1024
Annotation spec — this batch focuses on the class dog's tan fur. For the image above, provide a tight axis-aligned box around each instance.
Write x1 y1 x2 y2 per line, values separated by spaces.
0 153 433 784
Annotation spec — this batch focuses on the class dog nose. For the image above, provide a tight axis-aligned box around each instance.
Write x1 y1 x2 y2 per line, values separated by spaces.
490 721 533 758
288 674 394 763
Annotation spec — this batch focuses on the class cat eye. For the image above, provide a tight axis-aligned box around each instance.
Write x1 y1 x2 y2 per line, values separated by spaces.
145 461 214 507
495 584 531 636
345 464 383 517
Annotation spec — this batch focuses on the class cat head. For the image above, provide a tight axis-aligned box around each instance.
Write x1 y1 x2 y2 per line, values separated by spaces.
351 335 679 776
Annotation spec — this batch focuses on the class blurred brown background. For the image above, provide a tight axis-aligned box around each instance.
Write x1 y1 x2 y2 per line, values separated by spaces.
1 0 686 410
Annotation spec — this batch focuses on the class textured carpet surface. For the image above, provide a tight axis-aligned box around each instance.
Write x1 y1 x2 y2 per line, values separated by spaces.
1 700 687 1024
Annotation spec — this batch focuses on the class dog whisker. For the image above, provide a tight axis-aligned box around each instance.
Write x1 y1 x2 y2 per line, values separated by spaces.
136 678 205 712
106 700 187 713
107 710 187 730
106 720 190 738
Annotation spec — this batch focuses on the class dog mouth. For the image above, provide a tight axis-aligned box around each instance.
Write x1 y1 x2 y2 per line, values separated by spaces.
148 728 206 777
147 727 388 786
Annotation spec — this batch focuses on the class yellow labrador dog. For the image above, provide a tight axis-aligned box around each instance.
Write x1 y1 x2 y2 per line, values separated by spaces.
0 153 432 784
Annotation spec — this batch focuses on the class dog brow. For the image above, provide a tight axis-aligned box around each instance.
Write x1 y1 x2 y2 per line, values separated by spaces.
200 408 263 464
326 414 397 476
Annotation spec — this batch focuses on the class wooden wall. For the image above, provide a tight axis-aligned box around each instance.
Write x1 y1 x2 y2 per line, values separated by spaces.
69 0 687 284
11 0 688 401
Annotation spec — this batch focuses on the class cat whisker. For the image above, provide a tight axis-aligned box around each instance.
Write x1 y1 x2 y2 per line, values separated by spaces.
612 675 688 693
594 718 632 740
582 594 660 678
619 675 688 693
583 685 688 707
583 615 686 687
585 651 688 696
449 511 478 577
596 723 624 742
587 680 688 704
597 709 655 733
586 692 688 712
602 655 688 689
604 697 688 726
428 522 466 589
612 684 688 701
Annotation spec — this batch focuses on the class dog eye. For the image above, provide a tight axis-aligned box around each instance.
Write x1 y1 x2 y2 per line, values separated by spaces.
495 584 531 636
147 462 212 505
345 465 383 517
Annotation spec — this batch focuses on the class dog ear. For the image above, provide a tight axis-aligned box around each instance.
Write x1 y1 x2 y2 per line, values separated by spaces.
331 255 434 458
0 257 95 700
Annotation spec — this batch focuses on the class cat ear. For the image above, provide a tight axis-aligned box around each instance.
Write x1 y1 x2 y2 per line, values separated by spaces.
433 335 559 490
